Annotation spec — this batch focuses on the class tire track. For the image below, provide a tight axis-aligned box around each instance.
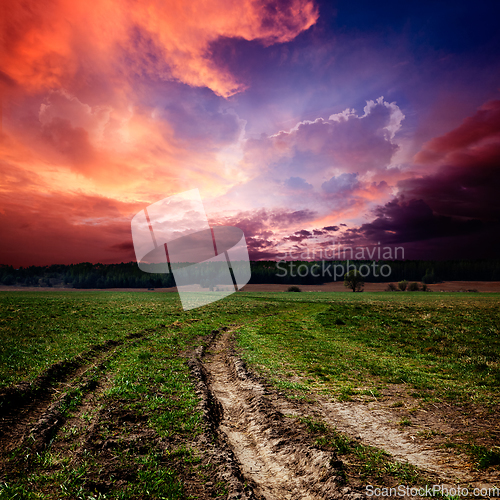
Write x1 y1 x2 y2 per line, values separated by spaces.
266 381 500 489
195 331 365 500
0 331 147 459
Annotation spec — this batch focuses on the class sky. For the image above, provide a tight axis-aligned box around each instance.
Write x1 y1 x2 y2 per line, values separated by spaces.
1 0 500 266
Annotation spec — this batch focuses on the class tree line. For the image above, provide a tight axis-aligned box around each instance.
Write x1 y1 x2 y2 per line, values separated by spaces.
0 259 499 288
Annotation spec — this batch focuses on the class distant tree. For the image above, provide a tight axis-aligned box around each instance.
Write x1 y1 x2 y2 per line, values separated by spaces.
407 282 420 291
287 285 302 292
422 268 436 284
344 269 364 292
2 274 14 286
398 280 408 291
385 283 398 291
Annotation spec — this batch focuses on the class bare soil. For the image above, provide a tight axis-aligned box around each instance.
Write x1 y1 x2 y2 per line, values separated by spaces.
270 392 500 488
199 332 500 494
227 352 500 490
195 330 369 500
2 281 500 293
239 282 500 293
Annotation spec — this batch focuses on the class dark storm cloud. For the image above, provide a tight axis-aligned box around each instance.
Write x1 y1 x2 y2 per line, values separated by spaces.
345 197 482 245
340 100 500 257
404 100 500 222
284 229 313 242
210 207 317 259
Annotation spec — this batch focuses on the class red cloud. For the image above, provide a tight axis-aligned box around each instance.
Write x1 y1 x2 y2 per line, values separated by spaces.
4 0 318 98
339 100 500 259
42 117 95 167
0 189 143 267
414 100 500 164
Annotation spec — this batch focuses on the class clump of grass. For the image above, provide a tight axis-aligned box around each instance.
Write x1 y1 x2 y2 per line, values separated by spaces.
399 417 412 427
468 444 500 469
274 379 309 393
337 386 356 402
361 388 381 398
287 286 302 292
300 416 329 434
440 441 500 469
315 431 352 455
301 416 421 483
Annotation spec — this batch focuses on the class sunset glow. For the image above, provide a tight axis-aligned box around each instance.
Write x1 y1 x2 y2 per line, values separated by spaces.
1 0 499 266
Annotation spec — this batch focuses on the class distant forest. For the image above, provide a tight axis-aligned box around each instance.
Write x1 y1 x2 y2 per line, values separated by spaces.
1 260 500 288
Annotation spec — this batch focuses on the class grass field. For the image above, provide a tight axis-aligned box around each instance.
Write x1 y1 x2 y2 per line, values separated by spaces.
1 290 499 498
236 292 500 405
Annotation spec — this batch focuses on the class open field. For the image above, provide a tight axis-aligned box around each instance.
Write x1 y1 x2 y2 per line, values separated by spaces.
3 281 500 293
1 291 499 498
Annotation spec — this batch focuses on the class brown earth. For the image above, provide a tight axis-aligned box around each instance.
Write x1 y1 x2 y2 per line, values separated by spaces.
196 331 360 500
2 281 500 293
268 386 500 489
197 332 500 497
239 281 500 293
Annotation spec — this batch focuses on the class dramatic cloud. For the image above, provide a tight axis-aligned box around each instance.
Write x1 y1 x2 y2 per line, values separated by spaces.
403 100 500 221
0 190 141 267
284 176 314 191
2 2 499 266
322 173 359 194
220 97 404 219
345 197 482 245
39 90 111 141
249 97 404 176
339 100 500 258
209 207 318 259
285 229 313 242
4 0 318 97
414 100 500 166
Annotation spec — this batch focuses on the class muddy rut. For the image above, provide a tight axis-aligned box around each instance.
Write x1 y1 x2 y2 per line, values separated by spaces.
0 332 145 458
196 330 499 498
198 332 364 500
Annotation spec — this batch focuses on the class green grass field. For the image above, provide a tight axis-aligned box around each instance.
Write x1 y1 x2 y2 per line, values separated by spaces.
236 292 500 405
1 290 499 498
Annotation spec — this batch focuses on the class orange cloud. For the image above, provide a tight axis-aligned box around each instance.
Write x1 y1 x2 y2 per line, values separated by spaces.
1 0 320 265
3 0 318 97
2 87 240 198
